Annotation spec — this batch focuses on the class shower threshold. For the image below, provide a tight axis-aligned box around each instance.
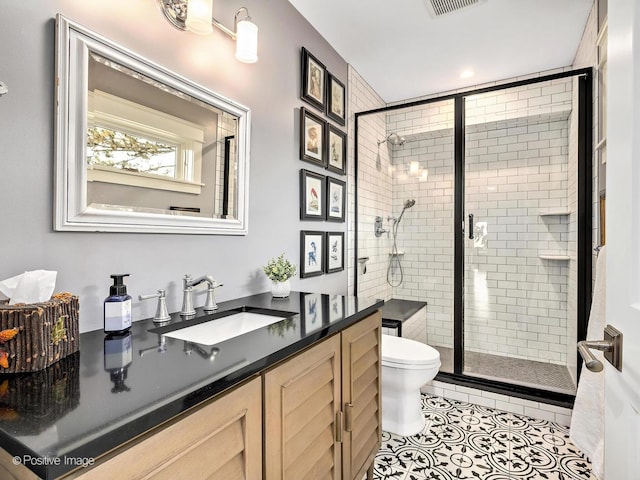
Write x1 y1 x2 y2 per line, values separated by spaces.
434 346 576 395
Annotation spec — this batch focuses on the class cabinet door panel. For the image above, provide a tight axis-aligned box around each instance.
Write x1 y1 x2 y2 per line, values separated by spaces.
341 312 381 480
352 416 380 470
152 415 246 480
284 381 334 438
264 335 341 480
73 377 262 480
285 404 335 460
354 362 378 399
283 358 336 415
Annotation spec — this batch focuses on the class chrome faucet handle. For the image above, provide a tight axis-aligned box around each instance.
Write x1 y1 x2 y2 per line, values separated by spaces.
139 290 171 323
181 287 195 317
180 275 196 317
203 282 224 312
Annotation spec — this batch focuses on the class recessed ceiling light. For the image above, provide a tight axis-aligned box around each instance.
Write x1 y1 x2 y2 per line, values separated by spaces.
460 69 475 79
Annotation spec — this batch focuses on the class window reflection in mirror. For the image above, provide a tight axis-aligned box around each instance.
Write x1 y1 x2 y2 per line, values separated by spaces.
86 52 238 219
54 14 249 234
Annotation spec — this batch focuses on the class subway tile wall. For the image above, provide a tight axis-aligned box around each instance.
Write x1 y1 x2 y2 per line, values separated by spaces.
347 66 390 299
462 113 572 364
391 120 455 349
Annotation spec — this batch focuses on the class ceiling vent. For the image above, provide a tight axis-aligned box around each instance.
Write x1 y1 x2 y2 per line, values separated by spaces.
425 0 487 17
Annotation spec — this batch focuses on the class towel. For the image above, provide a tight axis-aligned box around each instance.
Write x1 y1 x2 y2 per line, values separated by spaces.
570 246 606 479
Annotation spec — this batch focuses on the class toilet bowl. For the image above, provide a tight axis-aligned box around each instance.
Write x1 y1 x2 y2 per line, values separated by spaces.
381 334 440 436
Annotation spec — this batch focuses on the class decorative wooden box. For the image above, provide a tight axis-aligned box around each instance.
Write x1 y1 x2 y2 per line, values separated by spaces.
0 293 80 373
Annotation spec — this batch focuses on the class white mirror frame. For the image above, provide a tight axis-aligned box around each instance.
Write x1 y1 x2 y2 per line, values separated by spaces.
54 14 250 235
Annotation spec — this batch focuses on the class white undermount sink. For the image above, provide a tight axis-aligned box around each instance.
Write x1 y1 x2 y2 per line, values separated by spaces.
163 311 287 346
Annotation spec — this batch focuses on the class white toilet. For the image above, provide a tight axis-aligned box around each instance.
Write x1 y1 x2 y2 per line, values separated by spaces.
381 334 441 436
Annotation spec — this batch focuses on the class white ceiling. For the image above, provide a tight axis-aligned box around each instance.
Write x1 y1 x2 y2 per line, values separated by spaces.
288 0 594 103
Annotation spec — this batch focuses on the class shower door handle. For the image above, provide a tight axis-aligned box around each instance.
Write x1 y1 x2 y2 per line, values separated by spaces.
577 324 623 372
468 214 474 239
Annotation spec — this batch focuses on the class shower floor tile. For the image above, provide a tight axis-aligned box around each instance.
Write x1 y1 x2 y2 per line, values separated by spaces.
431 346 576 394
373 394 592 480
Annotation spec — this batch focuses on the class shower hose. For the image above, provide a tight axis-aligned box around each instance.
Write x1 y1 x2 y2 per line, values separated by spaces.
387 217 404 287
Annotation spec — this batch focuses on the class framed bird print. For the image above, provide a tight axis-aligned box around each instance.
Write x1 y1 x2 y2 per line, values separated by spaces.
326 124 347 175
300 107 326 166
300 169 326 220
300 231 324 277
327 72 346 126
326 176 346 222
325 232 344 273
301 47 326 112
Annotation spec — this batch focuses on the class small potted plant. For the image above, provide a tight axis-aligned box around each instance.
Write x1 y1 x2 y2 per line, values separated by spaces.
263 254 296 298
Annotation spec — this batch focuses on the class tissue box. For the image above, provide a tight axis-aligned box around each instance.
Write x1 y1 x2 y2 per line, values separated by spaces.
0 293 79 373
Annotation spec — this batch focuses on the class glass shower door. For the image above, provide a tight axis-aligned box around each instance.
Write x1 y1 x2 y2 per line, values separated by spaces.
462 78 578 395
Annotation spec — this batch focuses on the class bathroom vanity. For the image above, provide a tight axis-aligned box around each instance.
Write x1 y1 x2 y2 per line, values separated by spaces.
0 292 383 480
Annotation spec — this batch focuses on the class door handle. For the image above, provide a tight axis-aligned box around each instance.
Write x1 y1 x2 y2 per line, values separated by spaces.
344 403 353 432
335 411 343 443
577 324 623 372
468 214 474 239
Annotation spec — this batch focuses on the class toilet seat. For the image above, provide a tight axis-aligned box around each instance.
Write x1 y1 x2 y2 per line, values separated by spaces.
382 334 440 369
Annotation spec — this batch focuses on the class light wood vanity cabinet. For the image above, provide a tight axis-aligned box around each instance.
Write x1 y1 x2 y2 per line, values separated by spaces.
71 376 263 480
264 311 382 480
1 311 381 480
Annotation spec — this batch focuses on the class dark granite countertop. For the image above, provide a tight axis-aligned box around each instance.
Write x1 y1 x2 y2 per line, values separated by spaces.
0 292 383 479
380 298 427 322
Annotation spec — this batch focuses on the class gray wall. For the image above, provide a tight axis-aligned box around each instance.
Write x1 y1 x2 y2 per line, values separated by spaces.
0 0 349 332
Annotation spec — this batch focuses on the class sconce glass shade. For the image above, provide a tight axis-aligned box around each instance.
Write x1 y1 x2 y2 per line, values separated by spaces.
185 0 213 35
235 19 258 63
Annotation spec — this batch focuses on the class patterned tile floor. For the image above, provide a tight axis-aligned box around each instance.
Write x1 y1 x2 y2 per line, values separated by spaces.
373 394 593 480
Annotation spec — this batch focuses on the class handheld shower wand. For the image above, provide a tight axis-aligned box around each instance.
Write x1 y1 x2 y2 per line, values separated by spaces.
396 199 416 224
387 199 416 287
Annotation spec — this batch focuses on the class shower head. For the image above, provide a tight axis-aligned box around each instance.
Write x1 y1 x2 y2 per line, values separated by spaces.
403 199 416 210
389 133 406 146
395 198 416 226
377 132 407 146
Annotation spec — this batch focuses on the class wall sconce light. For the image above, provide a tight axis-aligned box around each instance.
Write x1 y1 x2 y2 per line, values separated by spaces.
158 0 258 63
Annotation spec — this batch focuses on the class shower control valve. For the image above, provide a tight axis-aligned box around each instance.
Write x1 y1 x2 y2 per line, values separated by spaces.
374 216 388 237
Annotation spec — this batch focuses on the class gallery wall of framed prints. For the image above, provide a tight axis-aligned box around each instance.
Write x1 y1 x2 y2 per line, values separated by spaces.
298 46 347 277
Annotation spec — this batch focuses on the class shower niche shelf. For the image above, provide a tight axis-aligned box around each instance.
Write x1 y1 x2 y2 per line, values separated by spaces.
389 252 405 257
539 210 571 216
539 254 571 261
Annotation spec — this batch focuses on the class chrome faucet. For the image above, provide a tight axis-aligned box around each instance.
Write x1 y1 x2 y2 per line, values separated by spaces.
181 274 223 317
139 289 171 323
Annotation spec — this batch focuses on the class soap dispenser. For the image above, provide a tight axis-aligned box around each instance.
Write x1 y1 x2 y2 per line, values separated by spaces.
104 274 132 334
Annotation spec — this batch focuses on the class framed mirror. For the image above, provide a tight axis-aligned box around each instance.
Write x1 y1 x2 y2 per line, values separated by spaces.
54 15 251 234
